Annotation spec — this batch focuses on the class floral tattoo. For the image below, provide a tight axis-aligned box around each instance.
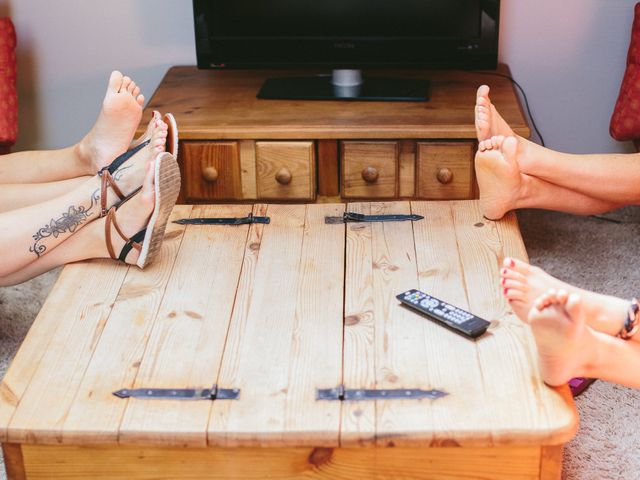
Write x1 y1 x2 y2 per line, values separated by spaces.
29 188 100 258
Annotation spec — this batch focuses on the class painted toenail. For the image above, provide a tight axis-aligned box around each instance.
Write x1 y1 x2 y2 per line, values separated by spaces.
501 278 506 286
503 288 509 295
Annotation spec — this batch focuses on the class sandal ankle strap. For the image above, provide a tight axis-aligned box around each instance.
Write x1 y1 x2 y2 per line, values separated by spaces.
105 207 143 262
98 140 151 217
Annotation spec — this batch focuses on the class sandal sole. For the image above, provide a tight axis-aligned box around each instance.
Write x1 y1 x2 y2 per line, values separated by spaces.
164 113 179 158
136 152 181 269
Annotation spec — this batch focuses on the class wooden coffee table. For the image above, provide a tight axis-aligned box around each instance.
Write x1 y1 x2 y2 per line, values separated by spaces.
0 201 577 479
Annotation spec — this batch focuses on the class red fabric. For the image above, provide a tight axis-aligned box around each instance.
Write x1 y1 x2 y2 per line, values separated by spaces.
0 18 17 146
611 3 640 141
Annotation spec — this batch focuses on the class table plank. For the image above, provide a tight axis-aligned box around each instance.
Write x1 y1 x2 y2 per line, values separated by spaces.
0 259 131 443
47 206 191 445
118 204 253 446
495 212 578 444
209 204 345 447
409 201 494 446
341 203 376 445
452 202 576 444
343 201 437 447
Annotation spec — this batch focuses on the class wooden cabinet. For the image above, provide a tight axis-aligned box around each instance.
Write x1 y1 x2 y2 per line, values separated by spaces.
140 66 530 203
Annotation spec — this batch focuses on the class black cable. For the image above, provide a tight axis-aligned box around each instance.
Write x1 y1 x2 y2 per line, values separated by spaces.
473 70 545 147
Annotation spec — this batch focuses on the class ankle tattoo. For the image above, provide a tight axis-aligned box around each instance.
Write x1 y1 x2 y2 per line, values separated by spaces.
29 189 100 258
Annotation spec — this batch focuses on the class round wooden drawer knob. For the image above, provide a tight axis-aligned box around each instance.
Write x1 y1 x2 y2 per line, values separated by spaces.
436 168 453 185
275 167 292 185
202 166 219 183
361 166 379 183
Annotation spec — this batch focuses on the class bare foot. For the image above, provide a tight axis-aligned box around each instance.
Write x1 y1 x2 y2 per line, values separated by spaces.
501 257 629 337
77 71 145 174
527 291 597 386
102 159 156 265
475 85 515 141
131 111 163 149
475 135 526 220
103 120 167 209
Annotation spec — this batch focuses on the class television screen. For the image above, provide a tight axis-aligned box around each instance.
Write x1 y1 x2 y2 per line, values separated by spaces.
194 0 499 69
210 1 479 39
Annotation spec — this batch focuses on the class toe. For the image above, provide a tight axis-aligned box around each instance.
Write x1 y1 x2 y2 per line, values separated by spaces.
506 258 530 275
555 289 570 305
565 293 583 320
476 85 490 102
534 291 555 310
500 267 526 282
107 70 123 93
504 287 525 301
501 277 527 291
490 135 504 149
120 76 132 93
501 136 518 163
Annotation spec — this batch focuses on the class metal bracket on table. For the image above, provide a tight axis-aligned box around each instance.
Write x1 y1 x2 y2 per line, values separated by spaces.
113 385 240 401
316 385 447 401
173 213 270 226
324 212 424 224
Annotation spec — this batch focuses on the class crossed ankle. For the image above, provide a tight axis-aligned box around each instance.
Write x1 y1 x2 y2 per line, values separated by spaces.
73 142 99 177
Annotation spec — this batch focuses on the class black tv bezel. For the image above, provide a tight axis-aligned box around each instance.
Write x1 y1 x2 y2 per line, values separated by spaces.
193 0 500 71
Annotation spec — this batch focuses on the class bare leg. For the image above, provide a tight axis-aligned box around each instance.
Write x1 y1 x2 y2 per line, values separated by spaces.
476 86 640 205
0 71 147 184
475 136 622 219
0 160 157 286
527 290 640 388
0 126 166 278
0 177 90 213
0 111 166 213
501 258 631 339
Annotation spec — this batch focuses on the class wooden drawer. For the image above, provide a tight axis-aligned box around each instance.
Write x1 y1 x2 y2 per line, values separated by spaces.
341 141 398 198
416 142 474 199
256 141 315 200
182 141 242 201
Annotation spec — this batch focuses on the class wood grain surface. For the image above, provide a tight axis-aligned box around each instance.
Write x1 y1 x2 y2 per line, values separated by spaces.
140 66 530 140
0 202 576 458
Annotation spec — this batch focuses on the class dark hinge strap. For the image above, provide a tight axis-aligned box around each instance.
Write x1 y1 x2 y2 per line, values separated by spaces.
113 385 240 401
316 386 447 401
173 213 270 225
325 212 424 224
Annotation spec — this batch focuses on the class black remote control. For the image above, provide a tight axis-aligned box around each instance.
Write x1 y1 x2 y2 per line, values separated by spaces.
396 289 491 339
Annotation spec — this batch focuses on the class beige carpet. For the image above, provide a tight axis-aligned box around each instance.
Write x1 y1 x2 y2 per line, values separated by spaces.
0 207 639 479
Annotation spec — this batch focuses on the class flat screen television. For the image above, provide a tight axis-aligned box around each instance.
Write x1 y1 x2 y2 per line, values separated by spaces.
193 0 500 101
